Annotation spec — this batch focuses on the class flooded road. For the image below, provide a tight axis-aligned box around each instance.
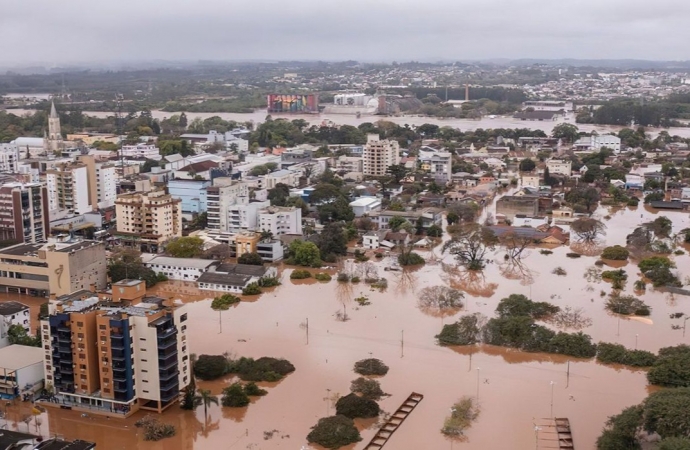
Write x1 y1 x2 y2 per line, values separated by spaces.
2 205 689 449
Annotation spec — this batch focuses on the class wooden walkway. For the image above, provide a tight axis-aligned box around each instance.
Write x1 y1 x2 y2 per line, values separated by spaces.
535 417 574 449
363 392 424 450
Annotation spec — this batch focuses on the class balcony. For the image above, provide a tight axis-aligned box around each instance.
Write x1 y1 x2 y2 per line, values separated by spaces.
110 341 125 351
111 350 127 361
158 338 176 350
158 346 178 359
113 382 128 393
157 327 177 340
160 385 180 403
159 368 179 382
158 355 178 371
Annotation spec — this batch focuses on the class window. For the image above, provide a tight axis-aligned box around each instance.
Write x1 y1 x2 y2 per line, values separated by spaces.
180 313 187 322
142 369 148 373
77 321 84 327
99 325 106 330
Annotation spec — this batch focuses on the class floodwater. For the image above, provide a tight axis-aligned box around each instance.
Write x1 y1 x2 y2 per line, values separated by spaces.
8 108 690 138
2 204 689 449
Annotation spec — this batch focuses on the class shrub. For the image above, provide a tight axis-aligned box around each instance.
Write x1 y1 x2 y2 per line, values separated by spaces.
355 295 370 306
307 415 362 449
354 358 389 376
290 269 312 279
674 250 686 256
135 415 176 441
221 382 250 407
659 438 690 450
243 382 268 396
228 357 296 382
238 252 264 266
351 276 361 283
566 252 581 258
257 276 281 287
436 315 483 346
627 197 640 207
337 273 350 282
548 332 597 358
495 294 560 320
441 397 480 436
242 282 262 295
354 249 369 262
371 278 388 290
601 269 628 289
602 245 629 260
552 267 567 276
647 345 690 387
194 354 229 380
350 377 385 400
634 280 646 291
539 249 553 255
335 393 380 419
639 256 681 287
605 295 651 316
211 294 240 311
374 252 384 259
314 272 332 282
596 342 657 367
398 251 425 266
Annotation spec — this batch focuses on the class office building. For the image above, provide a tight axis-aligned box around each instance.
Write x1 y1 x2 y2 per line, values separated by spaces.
41 280 190 416
115 189 182 252
0 182 49 244
546 159 573 177
363 134 400 176
168 179 211 218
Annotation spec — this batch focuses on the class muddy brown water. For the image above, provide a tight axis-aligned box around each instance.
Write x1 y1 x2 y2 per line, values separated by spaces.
2 204 689 449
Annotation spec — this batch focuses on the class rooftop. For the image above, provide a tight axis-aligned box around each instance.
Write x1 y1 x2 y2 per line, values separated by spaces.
215 263 269 277
36 438 96 450
197 271 251 287
0 243 43 257
0 301 30 316
146 256 218 270
349 197 381 207
0 344 44 371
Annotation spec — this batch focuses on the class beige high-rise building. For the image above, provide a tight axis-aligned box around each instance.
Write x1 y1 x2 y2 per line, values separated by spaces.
363 133 400 177
115 188 182 252
41 279 190 416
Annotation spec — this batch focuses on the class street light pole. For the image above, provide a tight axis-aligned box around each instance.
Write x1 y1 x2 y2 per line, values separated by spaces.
635 334 639 349
476 368 481 402
550 381 555 418
684 317 689 338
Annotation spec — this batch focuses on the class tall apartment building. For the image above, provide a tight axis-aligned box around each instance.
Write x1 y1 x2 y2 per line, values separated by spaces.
0 143 20 172
258 206 302 236
430 152 453 184
115 188 182 252
46 156 117 217
363 134 400 177
0 240 107 296
41 280 190 416
205 180 249 233
0 182 49 244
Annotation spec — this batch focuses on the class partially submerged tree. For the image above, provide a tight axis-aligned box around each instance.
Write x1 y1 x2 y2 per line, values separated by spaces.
498 231 534 260
605 294 651 316
354 358 389 376
435 314 485 346
442 224 497 270
417 286 464 318
495 294 560 320
441 397 480 437
571 217 606 242
335 393 380 419
307 415 362 449
647 345 690 387
350 377 386 401
221 382 250 407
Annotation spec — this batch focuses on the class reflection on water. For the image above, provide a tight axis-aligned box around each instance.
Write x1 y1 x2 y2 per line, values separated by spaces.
3 205 690 449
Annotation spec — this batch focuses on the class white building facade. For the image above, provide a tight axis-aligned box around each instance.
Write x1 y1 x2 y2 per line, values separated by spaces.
546 159 573 177
121 144 161 160
258 206 302 236
363 134 400 176
0 144 20 173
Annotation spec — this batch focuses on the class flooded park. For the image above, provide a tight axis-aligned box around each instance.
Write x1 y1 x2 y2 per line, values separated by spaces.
2 199 688 449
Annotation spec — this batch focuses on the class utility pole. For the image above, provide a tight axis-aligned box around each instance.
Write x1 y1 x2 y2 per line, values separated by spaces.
476 368 481 401
306 318 309 345
550 381 555 418
400 330 404 358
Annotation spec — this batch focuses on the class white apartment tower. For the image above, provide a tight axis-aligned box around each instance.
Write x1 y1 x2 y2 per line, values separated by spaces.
363 134 400 177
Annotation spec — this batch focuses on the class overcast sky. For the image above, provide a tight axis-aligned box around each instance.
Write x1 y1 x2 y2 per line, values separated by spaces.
2 0 690 66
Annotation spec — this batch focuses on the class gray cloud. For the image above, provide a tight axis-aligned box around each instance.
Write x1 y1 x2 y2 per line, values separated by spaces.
2 0 690 65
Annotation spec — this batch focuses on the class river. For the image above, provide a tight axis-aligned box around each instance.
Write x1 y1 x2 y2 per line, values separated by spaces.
7 108 690 138
2 204 688 449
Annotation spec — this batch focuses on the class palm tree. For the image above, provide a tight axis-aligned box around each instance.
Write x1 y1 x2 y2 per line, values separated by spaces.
193 389 218 423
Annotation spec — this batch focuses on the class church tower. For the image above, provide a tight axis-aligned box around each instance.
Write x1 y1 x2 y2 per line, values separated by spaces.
47 101 63 153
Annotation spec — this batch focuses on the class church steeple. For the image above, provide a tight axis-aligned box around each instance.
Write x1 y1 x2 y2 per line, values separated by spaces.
47 99 63 153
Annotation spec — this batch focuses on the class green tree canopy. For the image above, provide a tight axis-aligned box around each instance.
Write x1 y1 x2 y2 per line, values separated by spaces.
165 236 205 258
